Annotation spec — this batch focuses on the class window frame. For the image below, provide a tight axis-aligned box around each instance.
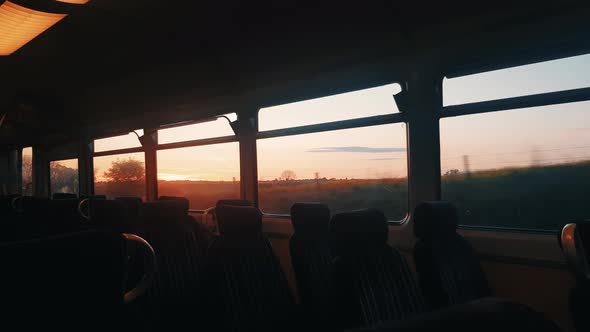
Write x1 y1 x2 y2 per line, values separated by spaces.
440 57 590 233
256 86 410 224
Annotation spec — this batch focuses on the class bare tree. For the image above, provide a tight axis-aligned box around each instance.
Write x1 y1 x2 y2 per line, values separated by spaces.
280 170 296 181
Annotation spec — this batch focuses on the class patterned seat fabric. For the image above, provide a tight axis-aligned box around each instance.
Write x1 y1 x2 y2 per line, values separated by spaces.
289 203 333 328
413 201 492 309
138 200 205 330
203 204 296 332
331 208 426 330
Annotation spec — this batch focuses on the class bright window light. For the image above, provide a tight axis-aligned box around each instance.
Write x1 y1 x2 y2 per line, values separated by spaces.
0 1 67 56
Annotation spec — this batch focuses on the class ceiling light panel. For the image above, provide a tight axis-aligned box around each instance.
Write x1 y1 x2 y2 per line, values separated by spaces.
55 0 90 4
0 1 67 56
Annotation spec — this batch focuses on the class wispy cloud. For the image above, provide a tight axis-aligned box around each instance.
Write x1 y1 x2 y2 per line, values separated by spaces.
368 157 401 161
307 146 406 153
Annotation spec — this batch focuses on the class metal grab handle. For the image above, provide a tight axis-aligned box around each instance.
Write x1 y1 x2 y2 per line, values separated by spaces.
78 198 90 221
202 206 218 235
122 233 156 303
11 196 23 213
561 223 590 281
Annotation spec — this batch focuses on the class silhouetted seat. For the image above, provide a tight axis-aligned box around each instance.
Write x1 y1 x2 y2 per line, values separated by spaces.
216 199 251 208
87 199 133 233
413 202 491 309
0 195 18 221
559 220 590 332
0 195 19 241
52 192 78 200
289 202 333 327
331 208 426 330
14 197 82 239
138 200 204 330
0 230 155 331
203 204 295 332
115 197 144 231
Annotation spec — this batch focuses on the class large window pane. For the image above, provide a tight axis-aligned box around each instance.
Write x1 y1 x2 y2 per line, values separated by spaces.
158 113 237 145
259 83 401 131
258 123 408 220
444 53 590 106
157 142 240 210
22 147 32 196
50 159 78 195
440 101 590 230
94 152 146 200
94 130 143 153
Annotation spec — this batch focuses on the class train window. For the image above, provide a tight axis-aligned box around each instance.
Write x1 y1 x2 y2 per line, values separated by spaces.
258 123 408 220
158 113 237 145
259 83 401 131
440 101 590 230
94 152 146 200
94 130 143 153
49 159 78 195
443 53 590 106
21 147 32 195
157 142 240 210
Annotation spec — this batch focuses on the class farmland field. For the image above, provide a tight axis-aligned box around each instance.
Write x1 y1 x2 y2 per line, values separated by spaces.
95 161 590 231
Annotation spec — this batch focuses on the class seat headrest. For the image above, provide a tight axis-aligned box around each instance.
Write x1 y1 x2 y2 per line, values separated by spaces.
49 198 79 215
216 199 251 209
413 201 459 240
216 205 262 235
79 195 106 200
19 197 51 214
158 196 190 213
142 200 187 225
290 203 330 237
88 199 129 229
330 208 388 254
115 197 143 217
52 193 78 200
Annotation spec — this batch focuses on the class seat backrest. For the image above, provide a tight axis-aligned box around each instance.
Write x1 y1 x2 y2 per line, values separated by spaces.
115 197 144 232
203 204 295 331
52 192 78 200
413 201 491 309
0 230 128 329
138 200 204 329
87 199 132 233
289 202 333 325
330 208 426 329
14 197 82 239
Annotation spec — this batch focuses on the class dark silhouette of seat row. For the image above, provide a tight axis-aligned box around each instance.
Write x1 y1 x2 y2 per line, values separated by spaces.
289 204 425 330
289 202 493 330
0 230 156 331
413 201 492 309
0 195 556 332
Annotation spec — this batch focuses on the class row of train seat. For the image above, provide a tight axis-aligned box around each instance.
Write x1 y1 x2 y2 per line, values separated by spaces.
290 201 492 329
0 194 560 331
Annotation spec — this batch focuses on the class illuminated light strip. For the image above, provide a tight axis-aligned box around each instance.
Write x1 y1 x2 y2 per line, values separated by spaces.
55 0 90 4
0 1 67 56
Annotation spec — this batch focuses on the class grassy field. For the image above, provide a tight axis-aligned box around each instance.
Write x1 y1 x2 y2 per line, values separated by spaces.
259 178 408 220
95 161 590 230
442 161 590 230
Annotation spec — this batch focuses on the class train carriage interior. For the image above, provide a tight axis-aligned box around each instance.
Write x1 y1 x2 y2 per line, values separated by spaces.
1 0 590 331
